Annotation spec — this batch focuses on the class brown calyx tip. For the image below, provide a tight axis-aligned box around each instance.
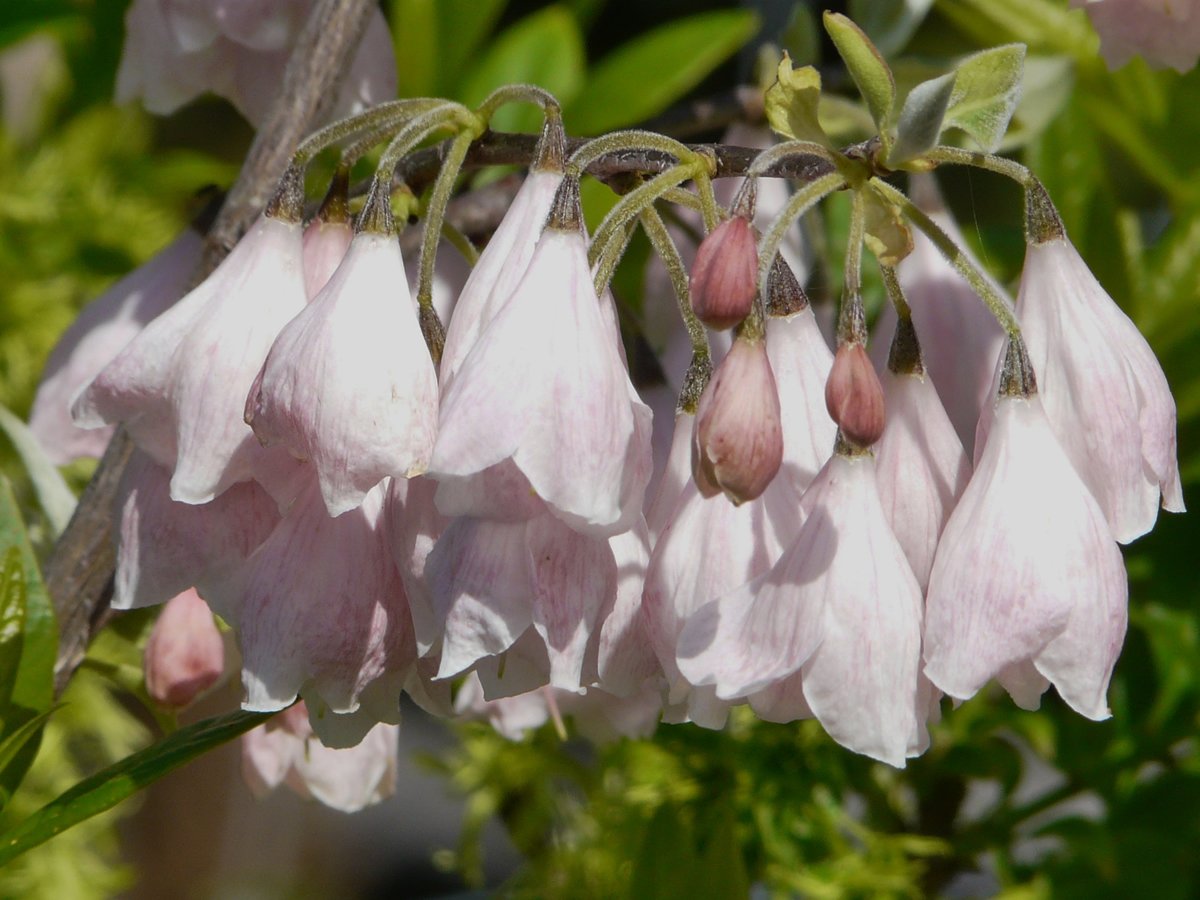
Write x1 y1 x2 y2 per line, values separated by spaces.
998 335 1037 398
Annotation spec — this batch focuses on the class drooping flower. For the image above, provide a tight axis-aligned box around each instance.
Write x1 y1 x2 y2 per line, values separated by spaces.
426 513 618 696
143 588 225 709
1014 198 1183 543
73 212 310 507
430 178 651 537
873 175 1009 454
30 228 201 464
924 340 1129 720
301 202 353 300
764 263 837 493
247 222 439 517
874 317 971 591
242 702 398 812
116 0 397 127
113 448 280 610
692 331 784 505
1071 0 1200 72
439 121 564 389
678 443 928 767
643 460 804 729
206 479 415 721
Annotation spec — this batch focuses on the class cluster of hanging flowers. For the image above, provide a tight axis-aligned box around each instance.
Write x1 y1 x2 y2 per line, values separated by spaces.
34 14 1184 807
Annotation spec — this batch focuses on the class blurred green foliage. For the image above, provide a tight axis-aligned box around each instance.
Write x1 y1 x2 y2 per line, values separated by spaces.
0 0 1196 897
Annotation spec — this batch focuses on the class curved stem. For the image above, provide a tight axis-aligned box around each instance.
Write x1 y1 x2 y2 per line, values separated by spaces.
294 98 439 164
871 176 1021 337
588 162 702 271
746 139 838 177
756 172 844 300
377 102 477 181
640 207 709 359
338 99 447 165
417 131 477 311
661 186 703 214
592 218 638 300
922 145 1033 187
568 129 698 174
694 166 721 232
476 83 560 122
844 188 866 301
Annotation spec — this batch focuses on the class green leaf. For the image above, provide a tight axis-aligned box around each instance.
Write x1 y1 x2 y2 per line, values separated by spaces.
0 709 274 866
0 706 59 791
0 477 55 718
566 10 759 134
389 0 439 97
764 55 832 147
459 6 586 134
863 185 914 266
0 548 25 715
0 405 76 537
823 12 896 146
943 44 1027 153
434 0 508 95
849 0 935 57
889 72 956 164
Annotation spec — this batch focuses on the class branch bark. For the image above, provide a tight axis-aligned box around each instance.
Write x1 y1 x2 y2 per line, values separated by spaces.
46 0 379 696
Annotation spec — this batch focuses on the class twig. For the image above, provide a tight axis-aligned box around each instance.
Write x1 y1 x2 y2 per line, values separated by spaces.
46 0 379 697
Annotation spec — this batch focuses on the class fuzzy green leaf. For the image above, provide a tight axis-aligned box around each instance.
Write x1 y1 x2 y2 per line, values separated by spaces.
889 72 956 164
823 12 896 146
567 10 759 134
764 55 832 147
0 709 273 866
943 43 1027 152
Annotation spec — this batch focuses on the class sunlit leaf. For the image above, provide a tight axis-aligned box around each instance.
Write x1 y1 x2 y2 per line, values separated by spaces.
764 55 832 147
824 11 896 146
942 44 1026 152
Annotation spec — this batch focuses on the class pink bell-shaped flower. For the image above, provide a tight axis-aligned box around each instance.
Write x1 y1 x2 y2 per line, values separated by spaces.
247 203 439 517
678 442 928 767
765 276 837 493
692 330 783 505
143 588 225 709
439 119 564 390
207 479 415 720
873 175 1010 454
875 318 971 591
300 176 353 300
430 178 650 537
589 519 659 698
643 455 804 729
116 0 397 127
73 210 309 507
31 228 201 464
242 702 398 813
924 339 1129 720
1015 191 1183 543
1070 0 1200 72
113 448 280 610
427 513 618 695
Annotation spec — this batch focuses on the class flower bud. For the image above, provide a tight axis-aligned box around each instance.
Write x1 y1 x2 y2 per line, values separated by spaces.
825 343 886 448
689 216 758 330
143 588 224 709
692 334 784 504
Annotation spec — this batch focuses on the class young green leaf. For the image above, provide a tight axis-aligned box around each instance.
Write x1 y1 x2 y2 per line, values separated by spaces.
0 709 274 866
0 706 60 794
0 548 24 714
566 10 759 134
943 43 1027 152
889 72 956 164
863 186 914 266
0 478 55 718
823 12 896 149
0 405 76 537
764 55 833 147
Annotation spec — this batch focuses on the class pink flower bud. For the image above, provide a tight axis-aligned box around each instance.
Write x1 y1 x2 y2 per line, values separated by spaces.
143 588 224 709
825 343 886 447
689 216 758 330
692 335 784 504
